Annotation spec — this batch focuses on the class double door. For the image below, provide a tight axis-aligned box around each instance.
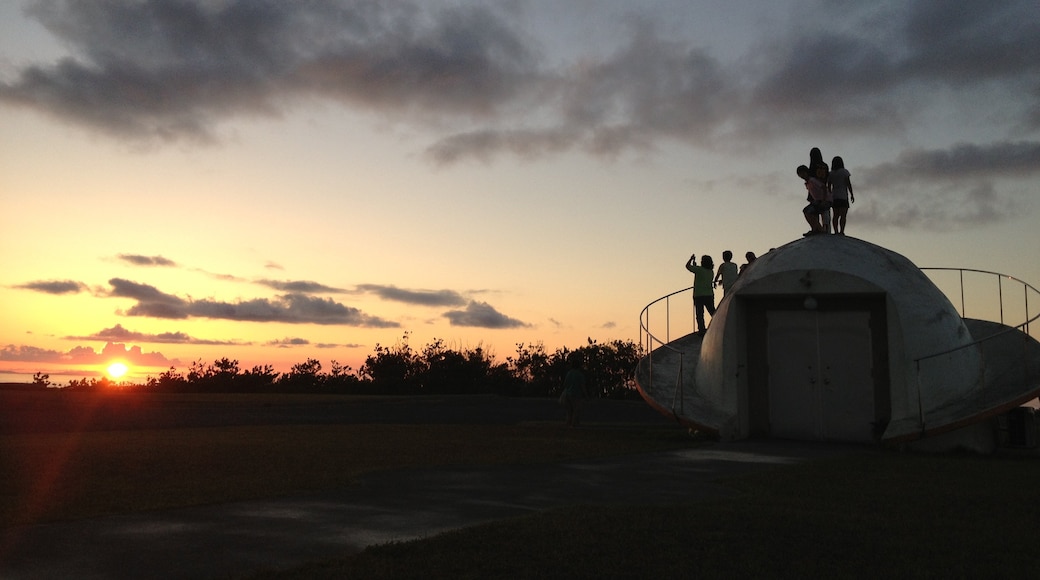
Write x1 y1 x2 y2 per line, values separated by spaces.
765 310 878 442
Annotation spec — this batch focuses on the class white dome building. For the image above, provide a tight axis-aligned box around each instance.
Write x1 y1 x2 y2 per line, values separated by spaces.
636 235 1040 452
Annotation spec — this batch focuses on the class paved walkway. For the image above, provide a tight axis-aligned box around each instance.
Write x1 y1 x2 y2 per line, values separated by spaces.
0 439 857 580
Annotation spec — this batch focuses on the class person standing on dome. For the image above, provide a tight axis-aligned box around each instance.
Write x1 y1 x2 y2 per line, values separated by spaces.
713 250 739 295
685 253 716 335
809 147 831 233
828 156 855 235
739 251 757 275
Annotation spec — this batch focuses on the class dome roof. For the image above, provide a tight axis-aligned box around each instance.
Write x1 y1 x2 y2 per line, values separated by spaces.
641 235 1040 444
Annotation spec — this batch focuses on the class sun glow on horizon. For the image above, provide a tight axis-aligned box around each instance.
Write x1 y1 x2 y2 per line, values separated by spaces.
106 362 129 380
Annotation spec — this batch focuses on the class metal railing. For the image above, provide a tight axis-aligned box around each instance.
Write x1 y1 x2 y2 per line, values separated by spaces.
913 268 1040 432
920 268 1038 336
638 286 694 414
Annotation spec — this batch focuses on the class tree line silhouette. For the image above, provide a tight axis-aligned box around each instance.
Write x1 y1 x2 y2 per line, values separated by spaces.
40 334 644 399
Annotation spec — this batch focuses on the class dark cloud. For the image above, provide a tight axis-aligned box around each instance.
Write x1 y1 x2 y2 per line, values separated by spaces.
1 1 1036 167
186 294 397 326
847 141 1040 230
863 141 1040 185
745 2 1040 135
442 301 529 329
0 341 176 367
357 284 467 307
257 279 346 294
267 337 310 347
0 344 62 363
427 127 577 165
106 278 398 327
108 278 189 318
901 1 1040 82
117 254 176 267
1 1 536 142
267 337 361 349
67 323 246 345
13 279 87 294
429 24 734 162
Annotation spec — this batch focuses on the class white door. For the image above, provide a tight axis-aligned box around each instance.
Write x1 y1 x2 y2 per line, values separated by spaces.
818 312 875 441
766 310 875 442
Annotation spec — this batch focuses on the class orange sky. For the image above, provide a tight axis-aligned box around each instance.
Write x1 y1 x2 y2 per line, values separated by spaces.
2 1 1039 384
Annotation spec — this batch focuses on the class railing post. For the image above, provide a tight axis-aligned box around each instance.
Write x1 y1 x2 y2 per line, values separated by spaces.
959 269 966 317
998 273 1004 325
1025 283 1031 337
666 296 671 343
692 287 696 333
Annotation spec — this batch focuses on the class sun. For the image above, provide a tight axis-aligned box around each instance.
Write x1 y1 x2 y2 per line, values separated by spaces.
106 362 129 380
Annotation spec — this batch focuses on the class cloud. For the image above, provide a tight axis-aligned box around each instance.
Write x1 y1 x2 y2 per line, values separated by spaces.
67 324 246 346
267 337 363 349
117 254 176 267
442 301 529 329
863 141 1040 185
105 278 398 327
744 2 1040 136
257 279 347 294
108 278 189 318
186 294 398 326
267 337 310 347
13 279 88 295
850 140 1040 230
0 1 537 143
0 341 177 367
357 284 467 307
1 1 1036 166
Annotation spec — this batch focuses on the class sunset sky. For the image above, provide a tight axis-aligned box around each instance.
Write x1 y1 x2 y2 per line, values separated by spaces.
2 1 1039 384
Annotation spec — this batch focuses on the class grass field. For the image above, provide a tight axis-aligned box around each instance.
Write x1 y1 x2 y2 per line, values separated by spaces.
4 391 1040 578
1 422 693 527
247 451 1040 579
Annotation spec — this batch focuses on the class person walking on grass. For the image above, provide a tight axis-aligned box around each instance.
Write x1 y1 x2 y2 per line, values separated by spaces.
685 253 716 335
559 353 588 427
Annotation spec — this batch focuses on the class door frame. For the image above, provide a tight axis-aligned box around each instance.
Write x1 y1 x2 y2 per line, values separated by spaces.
744 294 890 441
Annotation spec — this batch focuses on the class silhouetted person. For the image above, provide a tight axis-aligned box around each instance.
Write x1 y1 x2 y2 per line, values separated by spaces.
809 147 831 233
798 165 829 235
559 353 588 427
685 254 716 334
713 250 738 295
828 156 855 234
740 251 757 274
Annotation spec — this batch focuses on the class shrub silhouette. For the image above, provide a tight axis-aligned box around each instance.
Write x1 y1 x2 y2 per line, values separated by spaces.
64 335 644 398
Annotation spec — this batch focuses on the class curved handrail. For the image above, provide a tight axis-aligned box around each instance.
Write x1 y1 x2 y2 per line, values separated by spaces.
638 286 692 410
916 268 1039 362
913 268 1040 433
